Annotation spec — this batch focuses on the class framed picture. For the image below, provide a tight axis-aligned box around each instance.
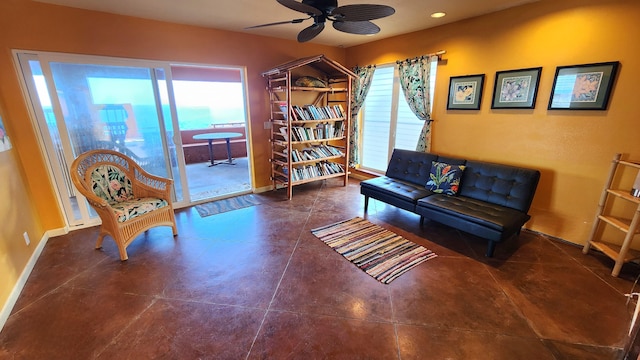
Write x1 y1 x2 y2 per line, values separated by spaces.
548 61 620 110
0 113 11 153
447 74 485 110
491 67 542 109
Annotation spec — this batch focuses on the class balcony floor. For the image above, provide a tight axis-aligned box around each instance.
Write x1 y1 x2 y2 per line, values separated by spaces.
185 156 251 201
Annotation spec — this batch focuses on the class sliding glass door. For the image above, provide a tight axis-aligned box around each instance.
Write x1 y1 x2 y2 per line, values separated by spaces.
17 53 184 227
16 52 253 228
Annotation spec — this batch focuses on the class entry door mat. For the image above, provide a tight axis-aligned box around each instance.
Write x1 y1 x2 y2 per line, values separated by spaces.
311 217 437 284
195 194 261 217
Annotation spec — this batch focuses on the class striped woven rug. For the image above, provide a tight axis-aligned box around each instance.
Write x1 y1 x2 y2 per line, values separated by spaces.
311 217 437 284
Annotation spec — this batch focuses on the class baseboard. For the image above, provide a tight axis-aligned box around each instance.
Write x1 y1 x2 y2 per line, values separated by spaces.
349 168 382 181
46 227 68 238
349 172 371 181
254 185 274 193
0 227 67 332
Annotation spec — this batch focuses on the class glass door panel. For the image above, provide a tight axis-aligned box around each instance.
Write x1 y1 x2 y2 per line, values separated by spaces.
168 66 252 201
17 53 183 227
23 58 92 224
49 62 173 177
154 68 186 202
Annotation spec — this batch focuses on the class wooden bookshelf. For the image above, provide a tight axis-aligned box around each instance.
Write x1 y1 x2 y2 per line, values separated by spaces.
262 55 356 199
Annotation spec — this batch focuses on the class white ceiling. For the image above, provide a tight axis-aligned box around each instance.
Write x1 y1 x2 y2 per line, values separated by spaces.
34 0 538 47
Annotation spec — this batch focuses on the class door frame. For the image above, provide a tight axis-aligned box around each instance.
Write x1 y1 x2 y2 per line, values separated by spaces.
12 50 254 229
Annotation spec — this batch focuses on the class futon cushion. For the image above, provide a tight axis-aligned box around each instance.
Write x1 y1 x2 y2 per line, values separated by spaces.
110 197 169 223
417 195 530 232
426 161 465 195
384 149 438 186
458 161 540 213
91 165 133 203
361 176 433 203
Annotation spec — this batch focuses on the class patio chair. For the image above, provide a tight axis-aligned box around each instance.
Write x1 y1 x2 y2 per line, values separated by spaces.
70 149 178 260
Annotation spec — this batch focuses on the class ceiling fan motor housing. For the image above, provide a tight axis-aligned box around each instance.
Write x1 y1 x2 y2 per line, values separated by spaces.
302 0 338 14
303 0 335 23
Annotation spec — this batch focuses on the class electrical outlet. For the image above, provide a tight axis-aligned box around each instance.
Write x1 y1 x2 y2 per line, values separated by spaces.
264 122 272 129
23 232 30 246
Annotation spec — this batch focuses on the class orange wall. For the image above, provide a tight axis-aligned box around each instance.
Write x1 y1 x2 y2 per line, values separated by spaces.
0 122 42 315
346 0 640 246
0 0 344 314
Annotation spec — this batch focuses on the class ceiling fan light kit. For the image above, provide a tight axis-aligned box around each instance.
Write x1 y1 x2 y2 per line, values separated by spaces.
247 0 395 42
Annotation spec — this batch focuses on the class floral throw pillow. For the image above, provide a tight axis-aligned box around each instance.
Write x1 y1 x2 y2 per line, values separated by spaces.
90 164 134 203
426 161 465 195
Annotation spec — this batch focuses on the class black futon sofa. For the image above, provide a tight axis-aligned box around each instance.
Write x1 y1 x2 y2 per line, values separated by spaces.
360 149 540 256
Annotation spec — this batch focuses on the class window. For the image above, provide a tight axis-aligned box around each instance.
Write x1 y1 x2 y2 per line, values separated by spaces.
360 60 437 172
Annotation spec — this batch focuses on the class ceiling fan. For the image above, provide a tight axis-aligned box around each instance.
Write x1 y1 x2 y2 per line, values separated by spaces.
245 0 395 42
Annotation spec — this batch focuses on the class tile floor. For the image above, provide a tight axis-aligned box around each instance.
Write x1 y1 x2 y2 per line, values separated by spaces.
1 179 639 359
185 157 252 201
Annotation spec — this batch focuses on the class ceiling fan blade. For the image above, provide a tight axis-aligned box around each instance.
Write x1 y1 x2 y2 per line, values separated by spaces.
330 4 395 21
333 20 380 35
244 17 309 29
277 0 323 16
297 23 325 42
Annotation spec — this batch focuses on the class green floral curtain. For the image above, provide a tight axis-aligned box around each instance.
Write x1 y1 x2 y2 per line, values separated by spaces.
397 55 437 152
349 65 376 167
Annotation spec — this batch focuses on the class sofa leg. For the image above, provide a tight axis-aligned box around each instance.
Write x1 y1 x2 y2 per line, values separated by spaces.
364 196 369 213
486 241 497 257
420 216 424 226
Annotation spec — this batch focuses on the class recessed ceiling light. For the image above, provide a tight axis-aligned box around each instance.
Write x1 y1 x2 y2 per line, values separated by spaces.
431 12 446 18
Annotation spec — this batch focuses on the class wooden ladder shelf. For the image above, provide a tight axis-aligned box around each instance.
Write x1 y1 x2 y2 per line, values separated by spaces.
583 153 640 277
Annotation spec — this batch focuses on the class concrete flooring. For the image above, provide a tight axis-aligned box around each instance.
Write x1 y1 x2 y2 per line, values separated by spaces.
1 179 639 359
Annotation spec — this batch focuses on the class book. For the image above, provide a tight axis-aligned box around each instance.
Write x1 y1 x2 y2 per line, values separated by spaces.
275 101 288 120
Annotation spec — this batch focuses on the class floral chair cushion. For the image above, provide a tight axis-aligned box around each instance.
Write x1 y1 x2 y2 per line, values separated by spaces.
90 164 134 203
426 161 466 195
110 197 169 223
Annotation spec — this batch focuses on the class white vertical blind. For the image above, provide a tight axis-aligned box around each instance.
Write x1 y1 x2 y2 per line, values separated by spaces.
360 60 437 172
361 66 393 171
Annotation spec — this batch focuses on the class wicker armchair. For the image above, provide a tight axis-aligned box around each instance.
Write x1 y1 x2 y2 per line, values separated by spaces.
70 149 178 260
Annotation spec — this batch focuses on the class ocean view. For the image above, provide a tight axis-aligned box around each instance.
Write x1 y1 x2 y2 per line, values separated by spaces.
174 106 245 129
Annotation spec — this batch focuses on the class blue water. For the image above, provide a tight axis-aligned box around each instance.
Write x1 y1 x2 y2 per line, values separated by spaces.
173 106 245 129
158 105 245 130
45 105 244 131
